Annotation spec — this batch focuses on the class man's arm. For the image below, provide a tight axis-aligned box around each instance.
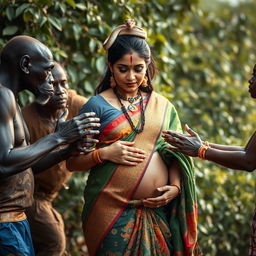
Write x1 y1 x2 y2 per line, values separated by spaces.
0 88 99 178
163 125 256 172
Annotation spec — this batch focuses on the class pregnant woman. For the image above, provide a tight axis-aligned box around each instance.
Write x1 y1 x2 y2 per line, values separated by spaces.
67 19 199 256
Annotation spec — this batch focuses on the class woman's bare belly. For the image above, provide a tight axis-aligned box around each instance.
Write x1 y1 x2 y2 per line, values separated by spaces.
132 151 168 199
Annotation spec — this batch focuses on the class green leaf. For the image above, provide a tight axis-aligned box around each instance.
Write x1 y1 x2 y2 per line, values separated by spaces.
76 3 86 11
65 0 76 8
15 3 30 17
39 16 47 27
6 6 15 21
48 16 62 31
3 26 18 36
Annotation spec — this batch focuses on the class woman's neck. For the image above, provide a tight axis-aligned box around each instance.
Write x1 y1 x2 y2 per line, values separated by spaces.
114 87 139 99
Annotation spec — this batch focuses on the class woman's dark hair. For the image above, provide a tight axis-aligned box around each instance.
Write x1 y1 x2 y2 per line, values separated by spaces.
95 35 157 94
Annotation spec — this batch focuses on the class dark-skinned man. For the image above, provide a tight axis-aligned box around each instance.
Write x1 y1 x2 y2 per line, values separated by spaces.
0 36 99 256
22 61 88 255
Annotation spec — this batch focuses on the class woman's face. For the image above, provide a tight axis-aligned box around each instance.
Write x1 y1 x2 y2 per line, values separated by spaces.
110 51 147 95
249 64 256 98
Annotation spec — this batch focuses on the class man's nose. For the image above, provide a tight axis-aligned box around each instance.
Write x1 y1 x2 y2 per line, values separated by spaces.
48 72 54 84
55 84 66 94
249 77 254 84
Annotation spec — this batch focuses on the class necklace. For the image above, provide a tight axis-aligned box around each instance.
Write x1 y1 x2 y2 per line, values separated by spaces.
114 87 145 134
114 88 140 112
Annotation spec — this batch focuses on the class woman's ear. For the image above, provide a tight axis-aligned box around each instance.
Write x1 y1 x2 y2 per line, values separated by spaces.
108 62 113 73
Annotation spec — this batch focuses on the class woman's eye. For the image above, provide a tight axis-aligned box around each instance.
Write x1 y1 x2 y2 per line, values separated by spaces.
135 68 143 73
119 68 127 73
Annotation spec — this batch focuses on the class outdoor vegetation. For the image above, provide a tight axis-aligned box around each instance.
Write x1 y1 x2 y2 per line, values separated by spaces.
0 0 255 255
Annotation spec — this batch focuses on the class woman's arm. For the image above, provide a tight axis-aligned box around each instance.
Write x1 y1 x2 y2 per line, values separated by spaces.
66 140 146 172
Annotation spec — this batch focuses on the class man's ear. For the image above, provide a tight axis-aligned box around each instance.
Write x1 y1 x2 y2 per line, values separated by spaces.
20 55 31 74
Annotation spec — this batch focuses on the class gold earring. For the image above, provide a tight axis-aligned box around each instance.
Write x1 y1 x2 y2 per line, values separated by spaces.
110 73 116 88
140 76 148 87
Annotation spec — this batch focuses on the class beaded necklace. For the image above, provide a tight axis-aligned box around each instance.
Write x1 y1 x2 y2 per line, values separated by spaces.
113 87 145 134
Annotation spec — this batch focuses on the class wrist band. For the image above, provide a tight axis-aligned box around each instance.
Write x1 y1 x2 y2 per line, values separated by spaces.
92 149 103 164
198 145 209 160
170 184 181 194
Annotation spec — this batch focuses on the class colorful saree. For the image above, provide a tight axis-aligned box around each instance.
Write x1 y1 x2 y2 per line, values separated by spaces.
80 91 199 256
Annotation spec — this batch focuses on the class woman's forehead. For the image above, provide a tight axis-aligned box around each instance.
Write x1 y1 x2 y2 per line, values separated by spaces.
116 51 145 65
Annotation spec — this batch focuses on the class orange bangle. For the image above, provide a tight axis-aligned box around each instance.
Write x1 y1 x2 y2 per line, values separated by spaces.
198 145 208 160
92 149 103 164
170 184 181 194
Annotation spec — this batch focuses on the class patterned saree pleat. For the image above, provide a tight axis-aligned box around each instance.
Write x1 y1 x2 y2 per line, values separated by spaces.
97 204 172 256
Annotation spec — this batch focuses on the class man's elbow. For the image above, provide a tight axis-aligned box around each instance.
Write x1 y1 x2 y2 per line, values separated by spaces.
242 160 256 172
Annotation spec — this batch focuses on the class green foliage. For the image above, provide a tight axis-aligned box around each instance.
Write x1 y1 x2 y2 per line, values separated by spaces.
1 0 255 255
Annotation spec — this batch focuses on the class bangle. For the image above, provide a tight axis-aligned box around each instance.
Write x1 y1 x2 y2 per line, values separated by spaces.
170 184 181 194
198 145 209 160
92 149 103 164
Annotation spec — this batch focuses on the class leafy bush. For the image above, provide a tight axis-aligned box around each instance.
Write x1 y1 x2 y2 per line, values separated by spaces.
1 0 255 255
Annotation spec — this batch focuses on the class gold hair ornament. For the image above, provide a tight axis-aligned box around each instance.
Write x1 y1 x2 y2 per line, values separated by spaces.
103 19 147 50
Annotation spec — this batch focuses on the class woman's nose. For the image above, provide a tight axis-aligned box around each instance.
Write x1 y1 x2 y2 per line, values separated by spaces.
127 71 135 80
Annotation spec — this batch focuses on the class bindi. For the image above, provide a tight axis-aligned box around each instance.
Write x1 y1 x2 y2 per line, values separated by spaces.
129 53 133 64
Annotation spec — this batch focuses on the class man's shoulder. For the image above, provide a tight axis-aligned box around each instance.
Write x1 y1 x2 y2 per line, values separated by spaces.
21 102 36 116
0 84 13 96
68 89 87 104
0 84 16 105
0 85 16 118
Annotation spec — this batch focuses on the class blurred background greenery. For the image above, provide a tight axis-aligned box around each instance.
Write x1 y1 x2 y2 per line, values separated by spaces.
0 0 255 255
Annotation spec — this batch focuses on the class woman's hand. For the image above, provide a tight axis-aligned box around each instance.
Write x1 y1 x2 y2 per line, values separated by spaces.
100 140 146 165
162 124 203 157
142 185 180 208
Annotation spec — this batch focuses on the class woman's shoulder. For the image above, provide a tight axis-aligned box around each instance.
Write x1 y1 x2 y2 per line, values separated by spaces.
79 95 103 114
151 91 176 108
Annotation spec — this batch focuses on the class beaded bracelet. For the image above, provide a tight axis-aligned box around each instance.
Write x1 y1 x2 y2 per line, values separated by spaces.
170 184 181 194
198 145 209 160
92 149 103 164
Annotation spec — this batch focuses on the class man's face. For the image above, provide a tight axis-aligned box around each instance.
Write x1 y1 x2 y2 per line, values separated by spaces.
248 64 256 99
46 64 69 110
28 46 55 105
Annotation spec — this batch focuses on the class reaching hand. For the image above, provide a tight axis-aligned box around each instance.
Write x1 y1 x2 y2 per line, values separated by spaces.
162 124 203 157
55 111 100 144
142 185 180 208
100 140 146 165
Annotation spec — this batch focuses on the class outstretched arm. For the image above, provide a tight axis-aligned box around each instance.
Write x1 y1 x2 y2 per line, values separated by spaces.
0 88 100 178
31 136 98 174
162 124 256 172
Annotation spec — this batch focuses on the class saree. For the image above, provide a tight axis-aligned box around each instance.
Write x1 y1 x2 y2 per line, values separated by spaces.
80 91 199 256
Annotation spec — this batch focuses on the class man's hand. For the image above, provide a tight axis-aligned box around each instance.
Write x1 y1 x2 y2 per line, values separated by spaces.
55 110 100 144
162 124 202 157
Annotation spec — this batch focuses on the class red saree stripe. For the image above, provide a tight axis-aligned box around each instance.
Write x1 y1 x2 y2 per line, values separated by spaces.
84 92 168 256
98 97 149 140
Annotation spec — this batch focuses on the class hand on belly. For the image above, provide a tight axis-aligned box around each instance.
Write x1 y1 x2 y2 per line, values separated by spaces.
142 185 180 208
132 152 180 207
132 152 168 199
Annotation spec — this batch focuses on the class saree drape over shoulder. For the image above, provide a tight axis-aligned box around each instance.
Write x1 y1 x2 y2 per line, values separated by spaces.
80 92 199 256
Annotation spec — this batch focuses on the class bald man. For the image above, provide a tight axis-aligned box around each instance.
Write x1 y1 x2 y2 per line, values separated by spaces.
23 62 88 255
0 36 99 256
